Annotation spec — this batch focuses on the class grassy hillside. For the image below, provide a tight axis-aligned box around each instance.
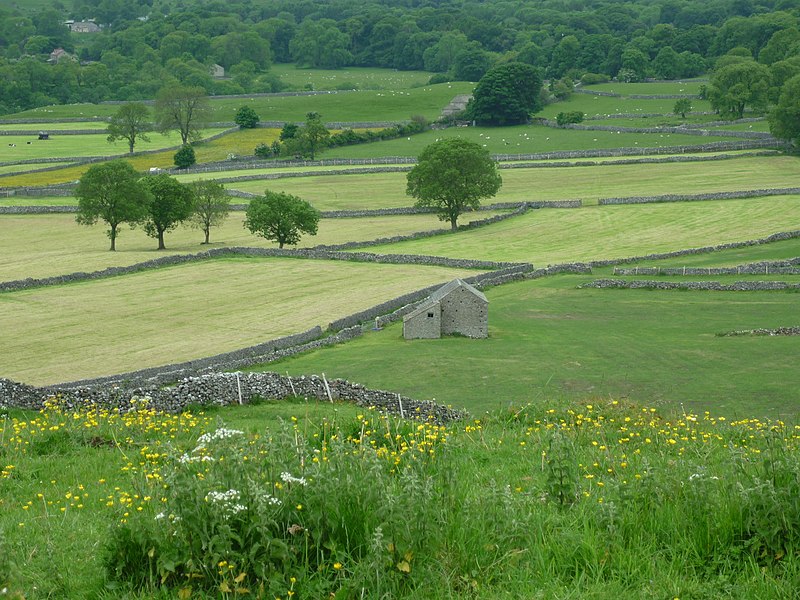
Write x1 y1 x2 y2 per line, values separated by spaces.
4 82 474 124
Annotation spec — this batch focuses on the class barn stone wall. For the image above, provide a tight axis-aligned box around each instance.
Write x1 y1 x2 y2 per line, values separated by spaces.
441 286 488 338
403 302 442 339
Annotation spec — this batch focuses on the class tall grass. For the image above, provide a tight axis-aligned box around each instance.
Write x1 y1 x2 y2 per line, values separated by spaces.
3 398 799 598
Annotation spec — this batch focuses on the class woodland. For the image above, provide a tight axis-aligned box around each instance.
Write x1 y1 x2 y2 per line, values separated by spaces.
1 0 800 114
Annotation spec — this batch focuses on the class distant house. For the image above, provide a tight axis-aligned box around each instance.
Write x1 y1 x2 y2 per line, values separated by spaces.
210 63 225 78
67 20 101 33
403 279 488 340
48 48 73 63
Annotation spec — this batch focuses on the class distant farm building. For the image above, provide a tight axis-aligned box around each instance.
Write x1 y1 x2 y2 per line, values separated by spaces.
403 279 488 340
66 20 101 33
48 48 74 63
210 64 225 78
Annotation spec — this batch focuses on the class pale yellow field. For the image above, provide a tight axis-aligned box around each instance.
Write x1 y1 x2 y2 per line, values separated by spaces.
0 258 478 386
0 211 505 281
362 195 800 264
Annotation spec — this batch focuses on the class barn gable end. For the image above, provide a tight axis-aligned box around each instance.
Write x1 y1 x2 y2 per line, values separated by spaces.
403 279 488 340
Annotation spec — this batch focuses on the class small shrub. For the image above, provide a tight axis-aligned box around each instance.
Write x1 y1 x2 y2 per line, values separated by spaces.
279 122 299 141
556 111 585 126
580 72 611 85
255 142 279 158
173 145 196 169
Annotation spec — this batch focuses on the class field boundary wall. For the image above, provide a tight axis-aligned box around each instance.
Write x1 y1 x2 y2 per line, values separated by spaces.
0 372 467 423
613 258 800 276
598 188 800 205
580 279 800 291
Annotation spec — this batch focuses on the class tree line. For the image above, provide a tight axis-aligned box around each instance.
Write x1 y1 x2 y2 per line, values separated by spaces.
76 159 320 250
2 0 800 114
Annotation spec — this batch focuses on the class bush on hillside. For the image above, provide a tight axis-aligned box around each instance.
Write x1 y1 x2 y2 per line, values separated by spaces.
173 145 196 169
556 111 585 126
580 72 611 85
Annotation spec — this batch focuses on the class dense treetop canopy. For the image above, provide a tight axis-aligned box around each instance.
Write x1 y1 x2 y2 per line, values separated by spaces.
1 0 799 114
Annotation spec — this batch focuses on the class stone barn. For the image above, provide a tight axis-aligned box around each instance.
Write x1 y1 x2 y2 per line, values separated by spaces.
403 279 488 340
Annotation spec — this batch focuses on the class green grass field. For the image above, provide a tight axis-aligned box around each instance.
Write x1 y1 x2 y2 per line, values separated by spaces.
0 129 284 186
637 236 800 267
583 80 706 96
0 122 109 131
271 64 435 90
0 211 506 281
538 94 713 120
0 257 480 385
271 275 800 418
6 82 475 124
0 128 229 162
0 163 74 176
320 124 747 159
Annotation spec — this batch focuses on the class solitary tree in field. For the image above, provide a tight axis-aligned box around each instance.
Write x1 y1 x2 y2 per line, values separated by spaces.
244 190 320 248
75 160 150 251
406 138 502 230
234 105 260 129
173 144 196 169
106 102 151 154
139 174 195 250
154 84 210 145
673 98 692 119
188 179 230 244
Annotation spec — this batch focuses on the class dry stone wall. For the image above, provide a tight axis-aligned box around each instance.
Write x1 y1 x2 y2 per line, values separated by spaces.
614 258 800 276
599 188 800 206
0 372 467 423
580 279 800 291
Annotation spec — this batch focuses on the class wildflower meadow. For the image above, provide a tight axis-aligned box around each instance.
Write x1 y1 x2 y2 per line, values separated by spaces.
1 395 800 598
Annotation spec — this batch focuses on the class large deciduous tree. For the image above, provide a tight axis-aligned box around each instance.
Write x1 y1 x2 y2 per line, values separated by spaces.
244 191 320 248
707 61 771 119
139 174 195 250
106 102 151 154
188 180 230 244
466 62 543 126
768 74 800 146
154 85 209 145
406 138 502 231
75 160 150 251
